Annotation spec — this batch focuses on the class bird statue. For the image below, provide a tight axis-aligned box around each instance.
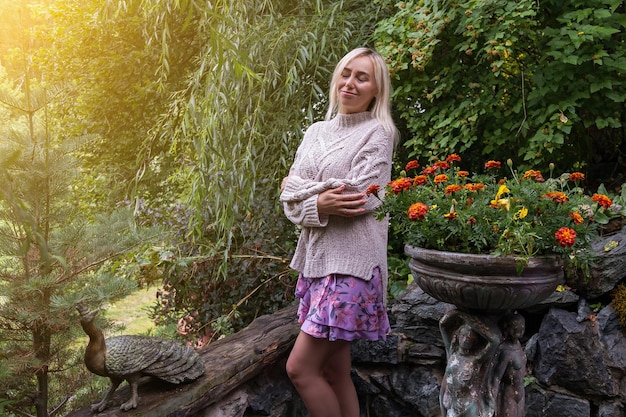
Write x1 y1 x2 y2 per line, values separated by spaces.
77 302 205 412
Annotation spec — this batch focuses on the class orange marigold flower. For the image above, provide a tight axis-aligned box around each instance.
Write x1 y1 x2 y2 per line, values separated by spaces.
446 154 461 163
569 172 585 182
408 202 428 221
555 227 577 247
445 184 463 195
484 160 501 169
422 166 438 175
457 171 470 178
434 174 449 184
434 161 450 170
544 191 569 204
465 183 485 192
405 160 420 171
591 193 612 208
569 211 584 225
388 178 412 194
365 184 380 196
413 175 428 186
444 211 458 220
522 169 545 182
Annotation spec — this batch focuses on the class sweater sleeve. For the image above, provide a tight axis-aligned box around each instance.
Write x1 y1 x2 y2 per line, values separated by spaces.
280 175 341 227
340 127 394 213
279 123 343 227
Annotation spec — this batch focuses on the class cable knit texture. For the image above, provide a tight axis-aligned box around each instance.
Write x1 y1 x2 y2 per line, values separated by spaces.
280 111 393 286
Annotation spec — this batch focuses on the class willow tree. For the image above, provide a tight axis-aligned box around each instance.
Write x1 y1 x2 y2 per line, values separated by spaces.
129 0 389 340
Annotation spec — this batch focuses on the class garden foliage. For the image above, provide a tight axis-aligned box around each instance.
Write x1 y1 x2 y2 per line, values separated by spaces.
373 0 625 174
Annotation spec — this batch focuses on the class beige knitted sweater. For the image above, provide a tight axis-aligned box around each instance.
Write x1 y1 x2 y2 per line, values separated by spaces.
280 111 394 283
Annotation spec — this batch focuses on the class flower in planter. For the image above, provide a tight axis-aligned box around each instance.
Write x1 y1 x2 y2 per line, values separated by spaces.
373 154 625 270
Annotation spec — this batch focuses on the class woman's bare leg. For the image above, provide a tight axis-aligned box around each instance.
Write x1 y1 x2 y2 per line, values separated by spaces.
286 331 357 417
323 340 359 417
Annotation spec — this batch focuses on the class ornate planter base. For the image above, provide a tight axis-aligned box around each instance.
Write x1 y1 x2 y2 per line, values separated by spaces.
405 246 564 417
440 308 527 417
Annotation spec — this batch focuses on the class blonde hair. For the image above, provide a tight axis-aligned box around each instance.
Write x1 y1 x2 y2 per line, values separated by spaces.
326 47 398 143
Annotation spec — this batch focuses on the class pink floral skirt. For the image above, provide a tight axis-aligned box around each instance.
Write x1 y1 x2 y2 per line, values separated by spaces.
295 267 391 342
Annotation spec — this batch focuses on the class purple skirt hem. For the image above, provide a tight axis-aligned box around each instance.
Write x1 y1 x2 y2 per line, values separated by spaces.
295 268 391 342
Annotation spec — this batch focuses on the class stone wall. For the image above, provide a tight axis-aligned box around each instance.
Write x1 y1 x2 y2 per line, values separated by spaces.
186 280 626 417
67 230 626 417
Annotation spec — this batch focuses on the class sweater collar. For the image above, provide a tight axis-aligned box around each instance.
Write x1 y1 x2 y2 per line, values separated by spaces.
331 111 374 131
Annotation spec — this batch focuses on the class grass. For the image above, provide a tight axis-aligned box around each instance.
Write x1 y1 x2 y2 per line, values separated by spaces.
104 286 159 335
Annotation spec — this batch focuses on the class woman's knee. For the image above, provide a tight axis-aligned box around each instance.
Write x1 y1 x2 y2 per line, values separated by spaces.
285 353 300 381
286 349 313 387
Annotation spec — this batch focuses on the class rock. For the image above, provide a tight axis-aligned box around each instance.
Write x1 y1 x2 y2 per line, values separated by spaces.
391 283 450 347
567 228 626 298
351 334 400 364
533 308 618 397
598 304 626 370
390 366 441 417
598 401 625 417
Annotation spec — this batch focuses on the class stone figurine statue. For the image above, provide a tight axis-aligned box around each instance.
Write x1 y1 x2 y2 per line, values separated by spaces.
492 313 526 417
440 309 502 417
440 308 529 417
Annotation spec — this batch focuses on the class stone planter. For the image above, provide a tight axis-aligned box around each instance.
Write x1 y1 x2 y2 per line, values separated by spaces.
405 245 566 417
404 245 564 312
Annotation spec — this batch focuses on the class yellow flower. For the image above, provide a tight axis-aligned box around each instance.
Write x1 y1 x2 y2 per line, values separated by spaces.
495 184 510 200
497 198 510 211
514 207 528 219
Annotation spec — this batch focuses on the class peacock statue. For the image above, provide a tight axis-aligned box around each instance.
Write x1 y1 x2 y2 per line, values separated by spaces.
77 302 205 412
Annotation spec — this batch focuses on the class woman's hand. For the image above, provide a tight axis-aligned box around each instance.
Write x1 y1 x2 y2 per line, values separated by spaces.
317 185 366 217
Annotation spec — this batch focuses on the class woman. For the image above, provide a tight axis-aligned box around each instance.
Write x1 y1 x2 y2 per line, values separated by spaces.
280 47 398 417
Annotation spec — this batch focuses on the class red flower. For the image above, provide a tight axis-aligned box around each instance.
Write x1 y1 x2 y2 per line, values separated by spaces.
591 193 612 208
569 172 585 182
434 161 450 170
405 160 420 171
484 160 501 169
446 154 461 163
365 184 380 196
544 191 569 204
388 178 412 194
445 184 463 195
434 174 449 184
467 216 477 225
555 227 577 247
413 175 428 186
444 211 458 220
408 202 428 221
422 166 438 175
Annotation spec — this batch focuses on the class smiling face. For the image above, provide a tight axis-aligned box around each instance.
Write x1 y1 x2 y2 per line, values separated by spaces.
337 55 378 114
